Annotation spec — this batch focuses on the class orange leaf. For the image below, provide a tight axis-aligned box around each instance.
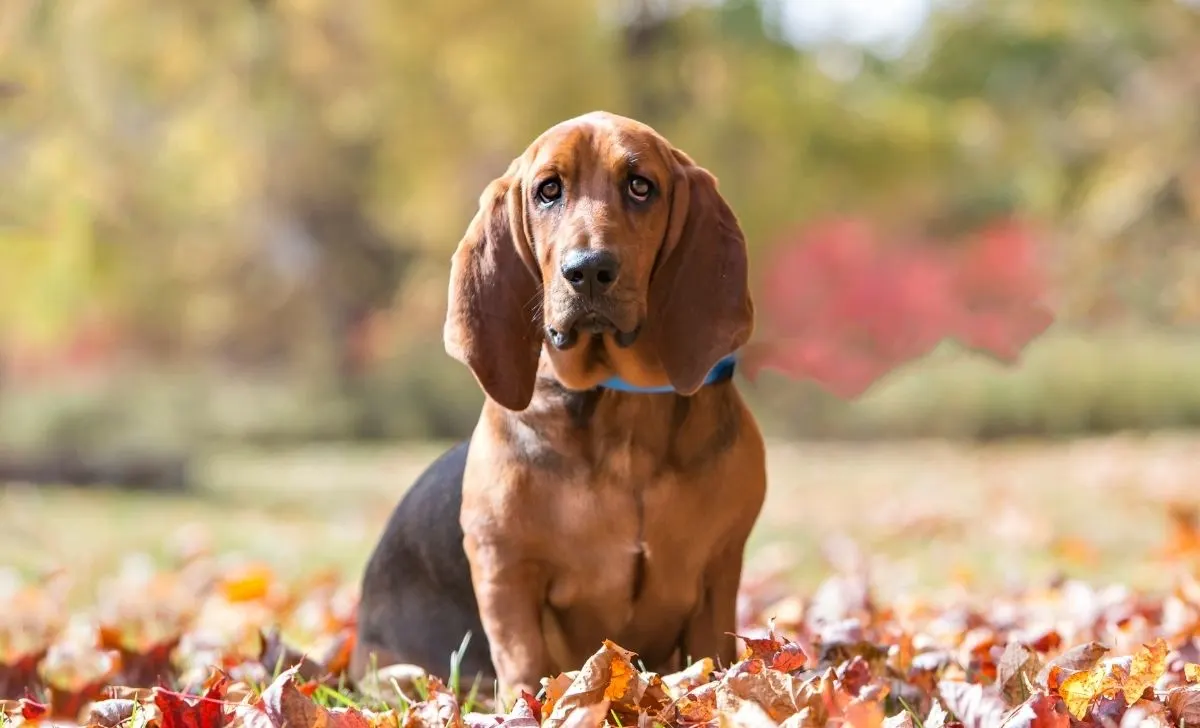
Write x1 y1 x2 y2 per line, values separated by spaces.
604 652 635 701
219 563 275 603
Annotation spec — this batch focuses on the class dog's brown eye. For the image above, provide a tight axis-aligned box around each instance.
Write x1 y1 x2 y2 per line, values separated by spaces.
536 178 562 204
628 176 652 201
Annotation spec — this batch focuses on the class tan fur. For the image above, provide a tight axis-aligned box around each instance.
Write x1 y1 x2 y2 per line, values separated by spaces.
444 111 766 699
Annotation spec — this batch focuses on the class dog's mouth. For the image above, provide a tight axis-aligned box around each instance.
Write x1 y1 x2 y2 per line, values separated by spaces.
546 313 640 351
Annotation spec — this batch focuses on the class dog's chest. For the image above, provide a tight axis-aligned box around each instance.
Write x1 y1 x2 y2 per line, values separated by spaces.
543 467 716 666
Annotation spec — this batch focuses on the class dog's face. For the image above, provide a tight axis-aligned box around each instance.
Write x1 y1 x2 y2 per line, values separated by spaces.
521 117 675 355
445 111 754 411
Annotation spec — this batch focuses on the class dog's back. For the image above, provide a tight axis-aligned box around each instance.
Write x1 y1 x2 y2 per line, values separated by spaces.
351 441 495 683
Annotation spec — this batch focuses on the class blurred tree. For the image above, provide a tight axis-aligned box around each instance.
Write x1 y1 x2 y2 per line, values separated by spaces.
2 0 1198 443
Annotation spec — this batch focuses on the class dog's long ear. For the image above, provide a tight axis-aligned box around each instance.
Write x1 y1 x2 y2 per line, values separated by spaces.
648 150 754 395
444 162 543 411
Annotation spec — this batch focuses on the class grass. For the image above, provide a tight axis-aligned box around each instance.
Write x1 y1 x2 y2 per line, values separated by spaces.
3 433 1198 607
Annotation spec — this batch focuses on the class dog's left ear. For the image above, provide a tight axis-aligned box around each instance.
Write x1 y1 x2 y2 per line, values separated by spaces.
648 149 754 395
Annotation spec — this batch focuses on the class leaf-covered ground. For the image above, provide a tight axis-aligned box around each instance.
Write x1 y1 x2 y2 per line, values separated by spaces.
4 436 1200 726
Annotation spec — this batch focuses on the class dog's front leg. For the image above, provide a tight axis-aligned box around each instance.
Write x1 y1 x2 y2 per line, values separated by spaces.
679 539 746 670
465 536 553 702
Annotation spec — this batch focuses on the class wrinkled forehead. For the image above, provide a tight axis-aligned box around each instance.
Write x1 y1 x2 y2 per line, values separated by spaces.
523 116 672 181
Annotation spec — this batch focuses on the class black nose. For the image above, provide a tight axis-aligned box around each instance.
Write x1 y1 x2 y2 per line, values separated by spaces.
560 249 619 296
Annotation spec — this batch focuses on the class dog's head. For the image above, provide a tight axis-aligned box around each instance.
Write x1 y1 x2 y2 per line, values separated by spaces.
445 111 754 411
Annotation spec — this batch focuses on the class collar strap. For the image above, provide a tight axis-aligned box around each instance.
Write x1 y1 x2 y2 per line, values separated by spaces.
597 353 738 394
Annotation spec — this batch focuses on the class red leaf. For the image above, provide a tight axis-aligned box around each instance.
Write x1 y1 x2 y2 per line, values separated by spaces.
153 674 230 728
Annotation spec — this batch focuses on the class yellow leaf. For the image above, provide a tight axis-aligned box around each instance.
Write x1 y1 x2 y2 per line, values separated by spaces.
1124 638 1169 706
1058 664 1120 720
1186 663 1200 684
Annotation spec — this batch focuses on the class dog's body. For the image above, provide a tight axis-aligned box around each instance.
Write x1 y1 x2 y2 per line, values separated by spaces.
352 112 766 699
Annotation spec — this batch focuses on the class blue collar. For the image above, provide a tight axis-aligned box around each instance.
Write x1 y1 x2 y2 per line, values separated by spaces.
597 353 739 394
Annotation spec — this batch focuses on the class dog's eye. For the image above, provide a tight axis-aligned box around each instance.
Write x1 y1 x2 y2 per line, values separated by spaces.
628 176 653 201
536 178 562 204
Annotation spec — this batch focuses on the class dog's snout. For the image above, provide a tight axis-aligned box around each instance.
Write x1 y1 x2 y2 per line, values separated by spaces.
560 249 619 296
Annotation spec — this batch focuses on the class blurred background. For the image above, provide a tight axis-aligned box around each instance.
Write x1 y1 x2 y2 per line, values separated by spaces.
2 0 1200 600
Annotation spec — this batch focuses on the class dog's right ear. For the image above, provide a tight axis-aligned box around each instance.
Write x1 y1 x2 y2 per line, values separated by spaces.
444 161 543 412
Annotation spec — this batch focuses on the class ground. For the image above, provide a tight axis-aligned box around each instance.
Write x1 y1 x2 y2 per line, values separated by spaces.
5 433 1198 603
5 434 1200 727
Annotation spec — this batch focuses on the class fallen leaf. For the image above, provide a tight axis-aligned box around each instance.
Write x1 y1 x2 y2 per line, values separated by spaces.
996 693 1068 728
925 700 948 728
154 673 229 728
1122 638 1168 706
88 698 138 728
1186 663 1200 683
663 658 715 698
938 681 1010 728
882 712 916 728
996 643 1041 705
219 563 276 603
1056 662 1121 721
1164 684 1200 726
543 641 640 728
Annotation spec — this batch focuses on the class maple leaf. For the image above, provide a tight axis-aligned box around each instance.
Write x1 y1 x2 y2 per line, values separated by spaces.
1055 662 1122 721
1035 642 1109 689
153 671 230 728
20 693 49 721
731 620 810 675
995 693 1068 728
1122 638 1168 706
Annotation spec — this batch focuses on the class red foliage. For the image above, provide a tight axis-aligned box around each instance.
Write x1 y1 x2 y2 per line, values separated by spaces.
743 216 1055 397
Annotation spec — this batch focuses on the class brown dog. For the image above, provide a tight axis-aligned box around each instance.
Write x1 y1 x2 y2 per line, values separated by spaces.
352 111 767 700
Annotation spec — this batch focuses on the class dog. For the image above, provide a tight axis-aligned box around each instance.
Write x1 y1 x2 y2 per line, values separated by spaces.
351 111 767 701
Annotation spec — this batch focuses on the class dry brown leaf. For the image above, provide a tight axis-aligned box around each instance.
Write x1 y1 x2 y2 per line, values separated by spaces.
671 680 719 725
543 641 638 728
1164 684 1200 726
996 643 1041 706
248 665 378 728
720 659 808 723
87 698 138 727
556 698 611 728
